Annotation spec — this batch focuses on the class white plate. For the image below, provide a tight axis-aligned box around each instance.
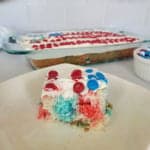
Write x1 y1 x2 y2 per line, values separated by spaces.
0 64 150 150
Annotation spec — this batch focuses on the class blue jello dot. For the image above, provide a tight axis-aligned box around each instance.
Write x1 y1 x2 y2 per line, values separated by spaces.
96 72 108 83
88 74 96 80
96 72 105 80
49 33 62 37
145 51 150 57
85 68 93 73
87 79 99 90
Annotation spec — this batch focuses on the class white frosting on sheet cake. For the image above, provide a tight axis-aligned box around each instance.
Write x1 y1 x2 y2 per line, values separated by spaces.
19 30 139 50
38 65 112 130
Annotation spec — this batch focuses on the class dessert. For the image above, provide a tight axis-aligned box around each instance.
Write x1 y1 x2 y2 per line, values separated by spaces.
21 29 146 68
19 30 139 50
37 64 112 131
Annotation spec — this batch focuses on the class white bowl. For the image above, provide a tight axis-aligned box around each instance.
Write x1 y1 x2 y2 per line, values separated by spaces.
134 48 150 81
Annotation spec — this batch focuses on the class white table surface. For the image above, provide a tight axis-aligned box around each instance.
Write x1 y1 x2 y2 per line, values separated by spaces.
0 50 150 90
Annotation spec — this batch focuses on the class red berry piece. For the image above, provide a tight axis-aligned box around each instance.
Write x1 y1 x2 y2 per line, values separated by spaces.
45 83 58 91
71 69 82 80
73 82 84 94
48 70 58 80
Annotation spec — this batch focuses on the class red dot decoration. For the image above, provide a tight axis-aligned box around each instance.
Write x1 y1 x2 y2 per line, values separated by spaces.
71 69 82 80
73 82 85 94
45 83 58 91
48 70 58 80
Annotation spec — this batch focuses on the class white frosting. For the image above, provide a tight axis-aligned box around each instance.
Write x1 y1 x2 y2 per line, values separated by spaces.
18 30 139 50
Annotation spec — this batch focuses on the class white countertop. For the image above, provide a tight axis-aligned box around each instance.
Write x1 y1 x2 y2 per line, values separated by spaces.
0 50 150 90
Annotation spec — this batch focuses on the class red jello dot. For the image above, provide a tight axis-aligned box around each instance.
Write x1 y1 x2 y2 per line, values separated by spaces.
46 43 52 48
71 69 82 80
32 45 38 50
73 82 84 94
40 44 45 49
43 39 48 42
48 70 58 79
45 83 58 91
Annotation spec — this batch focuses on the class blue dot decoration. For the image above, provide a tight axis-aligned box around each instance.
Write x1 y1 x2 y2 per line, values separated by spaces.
87 79 99 91
53 96 77 123
49 33 62 37
85 68 93 73
95 72 108 83
88 74 96 80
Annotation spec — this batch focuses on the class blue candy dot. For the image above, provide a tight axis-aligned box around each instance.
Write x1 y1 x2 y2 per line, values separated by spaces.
49 33 62 37
88 74 96 80
87 79 99 90
96 72 108 83
95 72 105 80
85 68 93 73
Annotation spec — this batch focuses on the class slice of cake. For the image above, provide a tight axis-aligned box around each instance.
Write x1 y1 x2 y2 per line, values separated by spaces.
37 64 112 130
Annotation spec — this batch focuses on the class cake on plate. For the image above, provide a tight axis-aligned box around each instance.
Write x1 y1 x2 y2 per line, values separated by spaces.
37 64 112 131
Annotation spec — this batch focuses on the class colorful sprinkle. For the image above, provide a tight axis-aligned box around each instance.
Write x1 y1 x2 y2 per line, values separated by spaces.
87 79 99 90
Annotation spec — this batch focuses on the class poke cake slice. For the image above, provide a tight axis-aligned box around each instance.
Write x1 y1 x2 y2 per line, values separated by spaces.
37 64 112 131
